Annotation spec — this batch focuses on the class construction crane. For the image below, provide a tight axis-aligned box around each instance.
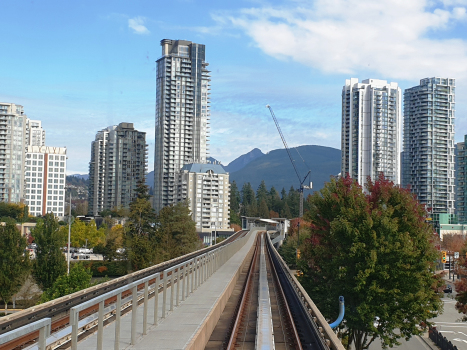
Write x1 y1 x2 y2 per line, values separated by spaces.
266 105 312 257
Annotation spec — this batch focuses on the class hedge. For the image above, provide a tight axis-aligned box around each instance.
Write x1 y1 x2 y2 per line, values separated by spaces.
71 260 129 277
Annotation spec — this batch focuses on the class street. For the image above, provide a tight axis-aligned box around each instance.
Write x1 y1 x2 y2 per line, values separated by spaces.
369 276 467 350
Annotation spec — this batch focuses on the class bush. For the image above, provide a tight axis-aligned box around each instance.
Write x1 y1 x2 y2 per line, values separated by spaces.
74 260 128 277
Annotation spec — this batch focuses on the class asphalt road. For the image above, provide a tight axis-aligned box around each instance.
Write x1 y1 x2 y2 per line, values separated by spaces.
368 276 467 350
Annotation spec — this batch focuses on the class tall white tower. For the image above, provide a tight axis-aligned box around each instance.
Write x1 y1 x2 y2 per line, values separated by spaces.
341 78 402 185
154 39 211 212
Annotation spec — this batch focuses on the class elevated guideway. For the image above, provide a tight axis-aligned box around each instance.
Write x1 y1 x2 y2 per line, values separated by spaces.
0 229 344 350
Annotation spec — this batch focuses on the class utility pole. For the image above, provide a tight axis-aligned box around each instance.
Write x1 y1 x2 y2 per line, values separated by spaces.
67 189 72 274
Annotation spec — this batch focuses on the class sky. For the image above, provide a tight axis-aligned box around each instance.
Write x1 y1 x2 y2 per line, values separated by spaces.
1 0 467 174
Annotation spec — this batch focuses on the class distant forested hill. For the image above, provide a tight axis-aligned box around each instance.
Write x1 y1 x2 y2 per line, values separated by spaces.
229 145 341 193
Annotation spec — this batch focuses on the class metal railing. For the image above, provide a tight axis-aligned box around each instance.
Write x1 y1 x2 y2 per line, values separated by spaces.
0 319 51 350
266 234 345 350
0 231 250 350
429 327 458 350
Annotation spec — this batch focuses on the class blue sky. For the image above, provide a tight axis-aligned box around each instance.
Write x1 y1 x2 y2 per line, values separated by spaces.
2 0 467 174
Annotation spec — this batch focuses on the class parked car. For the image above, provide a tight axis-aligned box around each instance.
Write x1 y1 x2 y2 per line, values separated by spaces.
443 285 452 293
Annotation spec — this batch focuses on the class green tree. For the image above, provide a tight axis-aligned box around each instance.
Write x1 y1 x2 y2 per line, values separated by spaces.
256 180 268 205
301 175 443 350
258 198 270 219
230 181 241 213
126 179 157 270
32 214 67 291
158 201 199 261
0 220 30 313
281 202 292 219
269 186 282 214
41 263 93 302
241 182 257 216
287 186 300 218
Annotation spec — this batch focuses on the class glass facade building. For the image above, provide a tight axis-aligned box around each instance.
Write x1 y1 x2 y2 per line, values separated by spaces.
341 78 402 185
456 137 466 223
402 77 456 217
154 39 211 213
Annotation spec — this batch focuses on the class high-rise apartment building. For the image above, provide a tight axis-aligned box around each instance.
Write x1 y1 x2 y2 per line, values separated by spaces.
341 78 402 185
174 163 231 232
24 146 67 219
402 77 456 217
456 138 466 223
0 103 29 203
88 122 148 215
26 119 45 147
154 39 211 212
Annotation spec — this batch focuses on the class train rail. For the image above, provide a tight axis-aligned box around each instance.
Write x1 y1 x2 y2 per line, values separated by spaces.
0 230 247 350
208 232 327 350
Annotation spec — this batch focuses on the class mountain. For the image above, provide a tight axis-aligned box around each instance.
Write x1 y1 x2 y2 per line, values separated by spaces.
70 174 89 180
229 145 341 193
225 148 264 173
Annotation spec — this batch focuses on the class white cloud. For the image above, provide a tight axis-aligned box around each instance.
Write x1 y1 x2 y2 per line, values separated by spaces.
128 17 150 35
223 0 467 80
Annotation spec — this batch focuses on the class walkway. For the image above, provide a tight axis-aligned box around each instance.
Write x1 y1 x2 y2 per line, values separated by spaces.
76 228 259 350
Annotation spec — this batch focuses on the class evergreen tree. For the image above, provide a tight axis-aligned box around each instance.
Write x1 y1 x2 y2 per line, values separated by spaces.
241 182 257 217
32 213 67 291
281 202 292 219
258 199 270 219
230 181 241 213
301 175 443 350
157 201 199 261
126 179 157 271
269 186 282 214
256 180 268 205
0 219 30 313
229 181 242 225
287 186 300 218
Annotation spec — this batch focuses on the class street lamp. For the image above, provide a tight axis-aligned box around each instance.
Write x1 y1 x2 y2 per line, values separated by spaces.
66 188 72 274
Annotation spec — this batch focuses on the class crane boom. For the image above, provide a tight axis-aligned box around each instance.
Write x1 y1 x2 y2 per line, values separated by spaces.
266 105 312 259
266 105 302 183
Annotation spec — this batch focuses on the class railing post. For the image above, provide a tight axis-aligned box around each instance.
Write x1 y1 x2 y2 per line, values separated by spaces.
143 281 149 335
115 292 121 350
162 271 167 318
154 274 160 325
191 257 195 293
131 285 137 345
170 270 174 311
194 257 198 290
97 300 104 350
176 266 181 307
38 323 50 350
182 263 186 301
71 308 78 350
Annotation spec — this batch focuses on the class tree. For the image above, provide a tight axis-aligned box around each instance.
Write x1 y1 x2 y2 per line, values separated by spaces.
230 181 241 213
269 186 282 214
287 186 300 218
62 219 105 248
41 263 93 302
281 202 292 219
126 179 157 270
241 182 257 216
258 199 270 218
0 220 30 313
157 201 199 261
256 180 268 205
32 214 67 291
301 175 443 350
